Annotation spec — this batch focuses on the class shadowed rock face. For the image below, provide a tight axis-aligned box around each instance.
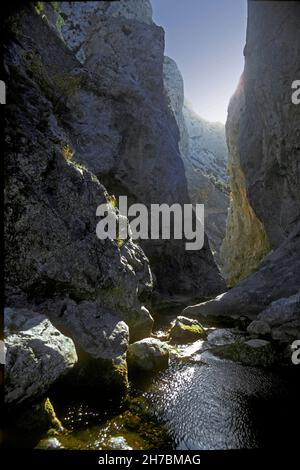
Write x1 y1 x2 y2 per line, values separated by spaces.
221 1 300 284
163 56 229 264
4 1 224 399
4 3 154 396
56 1 225 302
183 1 300 337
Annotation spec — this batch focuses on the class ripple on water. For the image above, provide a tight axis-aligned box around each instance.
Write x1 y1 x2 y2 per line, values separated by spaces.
145 358 298 450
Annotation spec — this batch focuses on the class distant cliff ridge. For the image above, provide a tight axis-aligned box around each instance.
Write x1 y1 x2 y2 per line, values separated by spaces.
163 56 229 262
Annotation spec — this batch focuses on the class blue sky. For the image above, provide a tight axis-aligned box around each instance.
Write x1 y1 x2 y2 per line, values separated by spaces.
151 0 247 123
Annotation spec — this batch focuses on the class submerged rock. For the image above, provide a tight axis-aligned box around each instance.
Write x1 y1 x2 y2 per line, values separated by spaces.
169 316 206 343
4 308 77 404
211 339 280 367
127 338 169 372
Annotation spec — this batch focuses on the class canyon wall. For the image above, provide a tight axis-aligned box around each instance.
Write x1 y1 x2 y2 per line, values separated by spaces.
221 0 300 285
184 1 300 337
57 1 224 302
4 1 224 402
163 56 229 263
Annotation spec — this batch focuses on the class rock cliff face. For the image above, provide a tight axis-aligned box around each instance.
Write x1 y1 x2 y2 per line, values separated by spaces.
55 2 224 301
4 2 154 398
163 57 229 261
221 1 300 284
4 1 223 401
220 84 271 285
184 1 300 339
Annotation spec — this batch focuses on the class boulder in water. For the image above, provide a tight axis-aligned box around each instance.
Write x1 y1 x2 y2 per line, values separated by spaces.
127 338 169 372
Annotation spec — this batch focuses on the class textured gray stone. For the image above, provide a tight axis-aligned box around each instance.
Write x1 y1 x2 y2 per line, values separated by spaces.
247 320 271 338
183 226 300 322
4 308 77 404
4 4 156 395
207 329 237 346
127 338 170 371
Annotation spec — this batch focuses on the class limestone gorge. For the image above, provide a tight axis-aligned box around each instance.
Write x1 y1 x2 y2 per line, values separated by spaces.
3 0 300 452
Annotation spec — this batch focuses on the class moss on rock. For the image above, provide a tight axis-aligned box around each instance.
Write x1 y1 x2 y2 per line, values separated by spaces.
211 339 282 367
169 316 206 343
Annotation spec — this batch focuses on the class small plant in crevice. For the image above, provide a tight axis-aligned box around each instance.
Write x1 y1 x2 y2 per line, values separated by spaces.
51 2 65 31
61 143 73 162
34 2 45 16
115 233 125 250
105 191 118 208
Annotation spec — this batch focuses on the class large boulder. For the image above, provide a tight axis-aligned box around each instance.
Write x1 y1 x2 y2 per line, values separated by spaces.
4 308 77 404
248 293 300 344
46 300 130 393
127 338 170 372
169 316 206 343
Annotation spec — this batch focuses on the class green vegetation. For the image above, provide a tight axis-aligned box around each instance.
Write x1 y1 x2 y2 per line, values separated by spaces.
34 2 44 15
25 51 81 112
115 234 125 249
178 322 204 335
51 2 65 31
61 143 73 162
211 340 281 367
104 191 118 208
43 397 63 432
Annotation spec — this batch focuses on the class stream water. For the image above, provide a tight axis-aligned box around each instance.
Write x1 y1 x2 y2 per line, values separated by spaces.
5 314 299 450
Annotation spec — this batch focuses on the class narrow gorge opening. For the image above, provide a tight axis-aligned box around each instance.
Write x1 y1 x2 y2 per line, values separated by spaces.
3 0 300 456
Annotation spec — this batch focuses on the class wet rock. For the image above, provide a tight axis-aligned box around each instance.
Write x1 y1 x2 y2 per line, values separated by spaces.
211 339 280 367
207 329 237 346
4 308 77 404
247 293 300 344
247 320 271 338
105 436 133 450
127 338 169 372
169 316 206 343
36 437 62 450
